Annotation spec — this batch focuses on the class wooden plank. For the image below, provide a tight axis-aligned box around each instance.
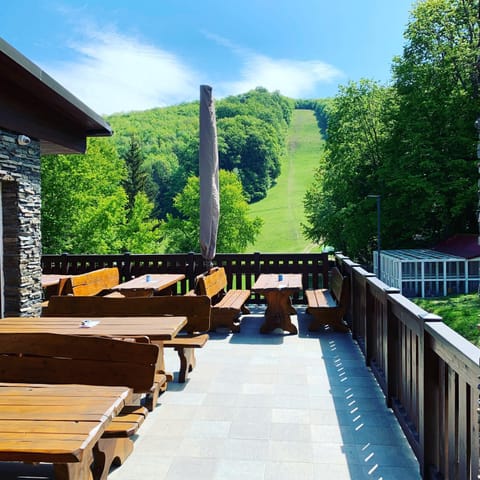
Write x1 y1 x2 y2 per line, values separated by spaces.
0 333 159 393
0 384 130 467
113 273 185 292
0 384 130 399
0 316 187 340
45 296 210 334
0 420 98 434
64 267 120 296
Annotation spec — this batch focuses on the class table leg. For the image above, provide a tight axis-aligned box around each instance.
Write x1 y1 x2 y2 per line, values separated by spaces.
259 290 298 334
54 448 94 480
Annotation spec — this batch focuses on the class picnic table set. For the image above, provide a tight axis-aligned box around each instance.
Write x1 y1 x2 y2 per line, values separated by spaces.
2 266 347 478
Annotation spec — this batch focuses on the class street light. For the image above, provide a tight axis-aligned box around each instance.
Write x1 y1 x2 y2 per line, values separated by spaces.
367 195 381 280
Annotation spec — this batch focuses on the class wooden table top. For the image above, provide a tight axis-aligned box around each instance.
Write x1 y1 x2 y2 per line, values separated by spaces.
252 273 303 292
41 274 71 288
0 383 131 463
113 274 185 292
0 316 187 341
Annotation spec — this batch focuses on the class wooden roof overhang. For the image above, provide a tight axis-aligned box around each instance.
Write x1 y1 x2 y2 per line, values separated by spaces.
0 37 112 155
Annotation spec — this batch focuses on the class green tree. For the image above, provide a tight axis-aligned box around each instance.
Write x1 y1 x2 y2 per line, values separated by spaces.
161 170 263 253
41 138 160 254
303 0 480 262
41 138 127 253
218 115 282 201
122 135 149 211
303 80 396 261
383 0 479 246
121 192 160 253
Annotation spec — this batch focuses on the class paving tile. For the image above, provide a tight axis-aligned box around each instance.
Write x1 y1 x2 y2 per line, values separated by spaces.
229 420 272 440
164 457 218 480
187 419 231 438
268 440 314 463
265 461 315 480
223 438 271 461
213 459 265 480
178 437 226 458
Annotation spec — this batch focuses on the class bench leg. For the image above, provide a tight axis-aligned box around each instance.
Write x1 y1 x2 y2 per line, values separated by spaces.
211 310 241 333
92 438 134 480
307 309 349 333
144 374 168 411
175 346 196 383
54 448 94 480
144 385 160 412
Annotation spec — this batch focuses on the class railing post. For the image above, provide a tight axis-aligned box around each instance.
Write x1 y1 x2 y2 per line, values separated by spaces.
60 252 69 275
423 324 440 479
186 252 196 289
365 279 400 370
321 252 329 288
122 252 131 281
254 252 261 275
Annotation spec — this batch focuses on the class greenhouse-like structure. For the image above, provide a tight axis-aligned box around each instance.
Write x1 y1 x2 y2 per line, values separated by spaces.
375 246 480 298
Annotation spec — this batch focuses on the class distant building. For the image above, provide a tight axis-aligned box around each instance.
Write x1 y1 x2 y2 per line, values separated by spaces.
375 234 480 298
0 37 112 317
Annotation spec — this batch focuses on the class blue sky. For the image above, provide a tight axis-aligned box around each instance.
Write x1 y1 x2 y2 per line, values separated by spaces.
3 0 417 115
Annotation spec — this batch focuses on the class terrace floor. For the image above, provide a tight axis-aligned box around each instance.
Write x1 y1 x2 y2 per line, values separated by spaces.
110 305 421 480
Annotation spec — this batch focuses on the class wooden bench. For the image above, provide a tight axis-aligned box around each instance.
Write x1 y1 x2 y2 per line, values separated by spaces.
305 267 350 332
41 267 121 313
0 332 159 480
194 267 250 333
61 267 120 296
45 295 211 384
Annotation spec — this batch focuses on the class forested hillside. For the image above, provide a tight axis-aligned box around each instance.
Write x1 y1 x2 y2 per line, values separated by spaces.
40 0 479 261
41 88 294 254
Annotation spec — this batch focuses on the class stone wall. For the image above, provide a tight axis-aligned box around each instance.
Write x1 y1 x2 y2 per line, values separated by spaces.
0 128 42 316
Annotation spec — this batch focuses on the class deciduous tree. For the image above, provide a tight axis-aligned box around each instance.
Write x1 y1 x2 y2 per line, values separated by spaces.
161 170 262 253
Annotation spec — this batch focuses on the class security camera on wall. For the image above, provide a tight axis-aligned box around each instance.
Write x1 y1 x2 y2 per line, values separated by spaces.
17 135 31 146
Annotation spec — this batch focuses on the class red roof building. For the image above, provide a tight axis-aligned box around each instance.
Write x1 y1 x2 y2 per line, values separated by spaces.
433 234 480 259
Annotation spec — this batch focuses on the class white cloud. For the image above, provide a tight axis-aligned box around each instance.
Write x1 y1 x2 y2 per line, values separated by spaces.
42 23 343 115
204 31 344 99
44 30 199 115
221 54 343 99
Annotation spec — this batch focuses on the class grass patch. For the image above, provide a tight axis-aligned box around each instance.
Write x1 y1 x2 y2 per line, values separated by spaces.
248 109 324 253
413 294 480 347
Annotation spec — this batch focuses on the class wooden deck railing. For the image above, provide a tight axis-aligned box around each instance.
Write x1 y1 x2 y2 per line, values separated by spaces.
42 251 480 478
41 252 331 303
336 252 480 479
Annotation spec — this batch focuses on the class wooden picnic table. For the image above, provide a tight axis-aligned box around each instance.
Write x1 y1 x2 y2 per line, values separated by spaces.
112 273 185 296
0 315 187 341
0 382 131 480
0 315 187 376
252 273 303 334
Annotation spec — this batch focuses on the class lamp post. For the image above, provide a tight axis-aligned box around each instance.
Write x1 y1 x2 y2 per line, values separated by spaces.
367 195 381 280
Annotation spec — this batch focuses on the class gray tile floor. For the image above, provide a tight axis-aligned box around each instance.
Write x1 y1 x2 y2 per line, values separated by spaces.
110 306 421 480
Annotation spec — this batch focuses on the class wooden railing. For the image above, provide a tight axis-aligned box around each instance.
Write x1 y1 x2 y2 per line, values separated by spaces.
41 252 331 303
42 250 479 478
336 253 480 479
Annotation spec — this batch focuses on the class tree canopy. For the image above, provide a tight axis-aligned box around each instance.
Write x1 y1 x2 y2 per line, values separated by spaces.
107 88 294 216
160 170 263 253
41 138 160 254
303 0 479 262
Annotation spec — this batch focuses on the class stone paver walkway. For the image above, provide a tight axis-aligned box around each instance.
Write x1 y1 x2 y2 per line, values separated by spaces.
109 306 421 480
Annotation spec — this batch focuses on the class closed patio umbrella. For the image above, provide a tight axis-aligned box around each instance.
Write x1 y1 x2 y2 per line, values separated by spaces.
199 85 220 269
